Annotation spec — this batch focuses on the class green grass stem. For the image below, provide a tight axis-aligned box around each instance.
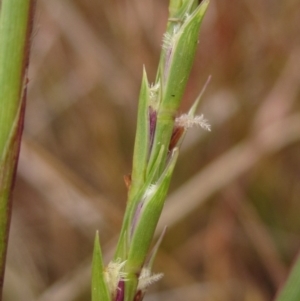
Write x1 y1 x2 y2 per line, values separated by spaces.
0 0 35 297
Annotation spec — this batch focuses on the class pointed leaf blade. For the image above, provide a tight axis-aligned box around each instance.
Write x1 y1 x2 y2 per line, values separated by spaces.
92 231 111 301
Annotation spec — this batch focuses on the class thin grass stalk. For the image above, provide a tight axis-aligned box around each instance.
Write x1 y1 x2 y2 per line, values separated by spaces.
0 1 36 298
92 1 210 301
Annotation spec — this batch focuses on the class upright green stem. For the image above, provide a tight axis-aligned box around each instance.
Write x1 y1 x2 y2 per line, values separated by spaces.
92 2 210 300
0 0 36 298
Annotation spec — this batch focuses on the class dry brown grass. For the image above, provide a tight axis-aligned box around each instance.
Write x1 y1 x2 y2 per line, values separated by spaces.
3 0 300 300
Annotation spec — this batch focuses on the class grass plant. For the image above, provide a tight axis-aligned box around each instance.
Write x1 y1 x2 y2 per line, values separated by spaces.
90 1 300 301
91 1 212 301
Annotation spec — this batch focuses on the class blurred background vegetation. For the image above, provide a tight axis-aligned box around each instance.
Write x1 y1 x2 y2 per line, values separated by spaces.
3 0 300 300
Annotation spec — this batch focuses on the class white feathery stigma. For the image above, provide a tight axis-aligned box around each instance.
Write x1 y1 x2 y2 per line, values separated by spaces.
104 259 127 296
175 114 211 131
162 32 174 51
149 82 160 102
162 24 180 51
137 268 164 291
183 12 191 21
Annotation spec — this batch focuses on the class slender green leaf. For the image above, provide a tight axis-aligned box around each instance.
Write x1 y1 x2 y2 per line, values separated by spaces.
92 231 111 301
0 0 35 295
129 67 150 199
114 68 150 261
